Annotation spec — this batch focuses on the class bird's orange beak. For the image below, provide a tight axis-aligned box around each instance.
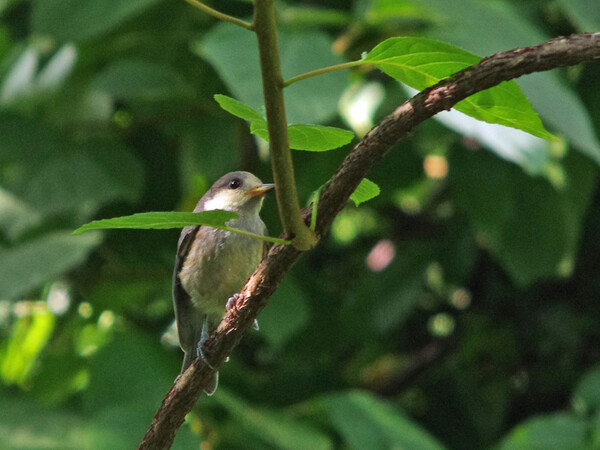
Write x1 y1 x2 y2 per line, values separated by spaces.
246 183 275 197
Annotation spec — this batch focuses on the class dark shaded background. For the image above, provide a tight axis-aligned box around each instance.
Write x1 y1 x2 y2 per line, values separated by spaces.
1 0 599 448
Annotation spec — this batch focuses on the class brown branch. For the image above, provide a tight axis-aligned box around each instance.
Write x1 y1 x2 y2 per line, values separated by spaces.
138 32 600 449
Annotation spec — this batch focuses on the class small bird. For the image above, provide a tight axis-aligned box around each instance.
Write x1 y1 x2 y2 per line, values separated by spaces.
173 171 273 394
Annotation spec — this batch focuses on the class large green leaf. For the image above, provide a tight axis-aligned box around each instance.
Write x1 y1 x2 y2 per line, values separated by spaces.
417 0 600 164
82 329 199 449
497 412 589 450
0 113 62 164
286 124 354 152
0 231 101 300
74 211 238 234
0 394 93 449
0 116 144 219
90 59 192 102
74 211 289 244
195 24 346 124
13 141 144 217
215 94 354 151
362 0 431 23
0 27 9 61
313 391 446 450
449 148 597 286
0 386 198 449
280 31 347 124
420 100 549 173
362 37 555 141
554 0 600 34
0 188 43 241
572 364 600 413
31 0 162 42
214 389 332 450
259 277 310 349
279 5 351 27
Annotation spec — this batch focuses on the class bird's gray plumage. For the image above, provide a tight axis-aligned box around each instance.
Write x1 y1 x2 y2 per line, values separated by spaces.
173 171 270 395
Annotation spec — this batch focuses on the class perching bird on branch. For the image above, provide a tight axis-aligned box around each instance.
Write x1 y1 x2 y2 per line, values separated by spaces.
173 171 273 395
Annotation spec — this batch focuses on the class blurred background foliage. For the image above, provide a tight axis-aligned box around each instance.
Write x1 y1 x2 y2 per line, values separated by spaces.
1 0 600 448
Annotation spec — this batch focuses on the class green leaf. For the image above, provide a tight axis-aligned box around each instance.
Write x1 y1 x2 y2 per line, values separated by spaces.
214 389 332 450
215 94 353 151
0 113 62 165
0 115 144 219
214 94 265 123
74 211 239 234
280 6 352 27
83 329 174 415
0 231 101 300
196 25 346 124
31 0 162 42
0 307 55 386
419 0 600 164
497 412 588 450
350 179 380 206
13 140 144 217
0 394 92 449
74 211 291 244
449 148 597 286
259 278 310 349
314 391 446 449
287 124 354 152
573 364 600 414
363 0 431 23
362 37 556 141
0 27 10 61
91 59 191 102
418 98 549 173
280 31 347 124
0 187 44 241
81 329 199 449
555 0 600 32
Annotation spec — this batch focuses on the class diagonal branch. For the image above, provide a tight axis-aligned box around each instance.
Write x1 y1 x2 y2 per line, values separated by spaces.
138 32 600 449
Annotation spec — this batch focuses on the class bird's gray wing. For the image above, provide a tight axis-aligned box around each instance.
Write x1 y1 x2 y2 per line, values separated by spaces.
173 225 220 391
173 225 201 359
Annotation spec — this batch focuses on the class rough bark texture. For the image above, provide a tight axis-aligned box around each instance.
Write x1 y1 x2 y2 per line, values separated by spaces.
138 32 600 450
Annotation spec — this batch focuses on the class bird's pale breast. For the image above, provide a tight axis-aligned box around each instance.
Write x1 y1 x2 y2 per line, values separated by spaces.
179 217 265 315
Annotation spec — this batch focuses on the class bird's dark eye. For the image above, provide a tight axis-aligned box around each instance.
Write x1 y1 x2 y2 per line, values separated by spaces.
229 178 242 189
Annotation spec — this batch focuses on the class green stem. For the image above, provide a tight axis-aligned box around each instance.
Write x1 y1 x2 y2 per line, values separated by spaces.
254 0 316 250
184 0 254 30
283 60 364 87
220 225 291 245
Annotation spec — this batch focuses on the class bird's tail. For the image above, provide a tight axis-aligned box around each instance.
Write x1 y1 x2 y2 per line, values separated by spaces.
181 314 219 395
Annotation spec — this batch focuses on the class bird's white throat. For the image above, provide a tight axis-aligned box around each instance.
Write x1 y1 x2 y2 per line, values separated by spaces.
204 194 237 212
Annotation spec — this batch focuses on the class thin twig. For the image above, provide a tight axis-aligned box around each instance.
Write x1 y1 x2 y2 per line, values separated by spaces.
138 32 600 450
220 225 291 245
283 60 363 87
183 0 254 30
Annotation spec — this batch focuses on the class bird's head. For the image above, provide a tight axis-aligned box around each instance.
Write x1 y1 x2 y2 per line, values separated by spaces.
200 171 274 215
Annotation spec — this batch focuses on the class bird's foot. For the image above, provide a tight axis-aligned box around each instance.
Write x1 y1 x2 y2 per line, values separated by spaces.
226 293 240 311
226 294 259 330
196 341 216 370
